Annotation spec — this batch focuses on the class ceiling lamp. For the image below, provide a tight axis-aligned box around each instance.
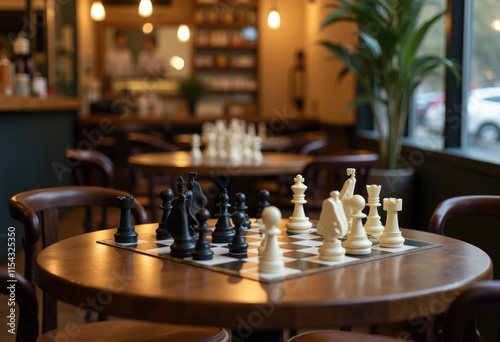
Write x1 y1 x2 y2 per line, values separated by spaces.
139 0 153 18
90 1 106 21
492 19 500 31
267 1 280 29
177 25 190 42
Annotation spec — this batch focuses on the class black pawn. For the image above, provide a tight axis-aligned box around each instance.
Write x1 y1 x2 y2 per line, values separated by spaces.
114 196 138 243
192 208 213 260
255 189 271 222
212 189 235 243
235 192 251 229
229 211 248 255
156 188 174 240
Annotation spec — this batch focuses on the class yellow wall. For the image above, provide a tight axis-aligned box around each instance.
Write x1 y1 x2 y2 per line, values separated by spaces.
305 0 356 125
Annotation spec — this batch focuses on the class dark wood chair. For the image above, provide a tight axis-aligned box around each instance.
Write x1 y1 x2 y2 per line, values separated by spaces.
428 195 500 235
443 280 500 342
0 267 39 342
8 186 228 341
64 149 115 231
0 268 228 342
301 151 379 216
127 132 180 221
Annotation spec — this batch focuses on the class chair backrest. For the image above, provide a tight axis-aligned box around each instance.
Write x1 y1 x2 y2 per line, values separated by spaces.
64 149 114 187
302 151 379 206
0 268 39 342
127 132 179 154
8 185 147 332
428 195 500 235
299 138 327 155
443 281 500 342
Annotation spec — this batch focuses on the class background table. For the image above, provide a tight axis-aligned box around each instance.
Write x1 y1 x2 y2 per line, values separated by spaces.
128 151 313 220
36 223 492 337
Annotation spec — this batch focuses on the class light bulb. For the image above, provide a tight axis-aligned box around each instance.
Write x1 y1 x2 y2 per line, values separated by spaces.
142 23 154 34
90 1 106 22
492 19 500 31
177 25 190 42
267 9 280 29
170 56 185 71
139 0 153 18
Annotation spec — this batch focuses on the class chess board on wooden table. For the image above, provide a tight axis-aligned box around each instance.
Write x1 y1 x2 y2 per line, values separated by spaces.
98 222 441 283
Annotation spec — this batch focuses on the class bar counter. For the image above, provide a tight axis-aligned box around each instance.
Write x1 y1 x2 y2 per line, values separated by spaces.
1 96 81 258
0 96 81 112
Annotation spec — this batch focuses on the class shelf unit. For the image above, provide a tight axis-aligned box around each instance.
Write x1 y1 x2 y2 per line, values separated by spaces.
192 0 259 117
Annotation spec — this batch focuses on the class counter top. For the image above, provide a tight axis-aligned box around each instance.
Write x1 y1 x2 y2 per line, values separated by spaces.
0 96 81 112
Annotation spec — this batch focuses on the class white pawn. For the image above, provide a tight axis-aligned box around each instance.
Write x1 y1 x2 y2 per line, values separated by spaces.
286 174 313 234
190 134 202 161
379 198 405 248
259 206 284 274
317 191 348 261
343 195 372 255
364 184 385 240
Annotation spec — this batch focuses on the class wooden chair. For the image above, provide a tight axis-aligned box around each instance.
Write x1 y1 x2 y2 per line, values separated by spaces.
0 268 228 342
127 132 179 221
301 151 379 216
428 195 500 235
64 149 115 231
443 280 500 342
8 185 227 341
0 268 39 342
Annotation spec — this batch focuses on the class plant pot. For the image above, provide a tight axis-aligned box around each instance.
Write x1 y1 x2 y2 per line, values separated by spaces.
367 168 416 229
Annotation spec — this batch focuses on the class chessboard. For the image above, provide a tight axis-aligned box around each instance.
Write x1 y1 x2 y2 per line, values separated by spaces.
98 224 441 283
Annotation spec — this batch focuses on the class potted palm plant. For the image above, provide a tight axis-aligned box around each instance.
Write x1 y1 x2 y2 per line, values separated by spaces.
320 0 460 170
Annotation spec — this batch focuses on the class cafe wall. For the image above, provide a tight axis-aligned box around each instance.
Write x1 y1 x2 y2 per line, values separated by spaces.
76 0 355 121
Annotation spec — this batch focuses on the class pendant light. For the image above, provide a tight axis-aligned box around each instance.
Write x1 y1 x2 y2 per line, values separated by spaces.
90 1 106 22
139 0 153 18
267 0 280 29
177 25 190 42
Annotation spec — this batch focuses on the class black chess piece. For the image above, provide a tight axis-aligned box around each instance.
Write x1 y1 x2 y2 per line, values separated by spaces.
235 192 251 229
167 176 195 258
192 208 214 260
187 172 208 215
212 189 235 243
114 196 138 243
156 188 174 240
229 211 248 255
255 189 271 223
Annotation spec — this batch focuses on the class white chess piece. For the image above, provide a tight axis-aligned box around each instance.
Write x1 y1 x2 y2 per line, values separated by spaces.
286 174 313 234
259 206 284 274
339 168 356 237
364 184 385 240
190 134 202 161
343 195 372 255
203 130 217 159
251 135 263 162
379 198 405 248
317 191 348 261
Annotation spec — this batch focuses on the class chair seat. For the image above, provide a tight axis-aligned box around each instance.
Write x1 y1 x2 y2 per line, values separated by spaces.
288 330 400 342
38 320 229 342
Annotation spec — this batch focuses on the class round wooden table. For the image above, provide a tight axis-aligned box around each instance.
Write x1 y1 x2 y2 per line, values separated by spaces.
36 224 492 338
128 151 313 176
128 151 313 221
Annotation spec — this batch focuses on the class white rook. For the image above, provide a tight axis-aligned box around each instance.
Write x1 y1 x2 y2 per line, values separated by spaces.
379 198 405 248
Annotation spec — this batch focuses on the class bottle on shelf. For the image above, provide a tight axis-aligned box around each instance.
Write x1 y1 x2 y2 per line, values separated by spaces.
0 55 13 96
12 31 34 96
